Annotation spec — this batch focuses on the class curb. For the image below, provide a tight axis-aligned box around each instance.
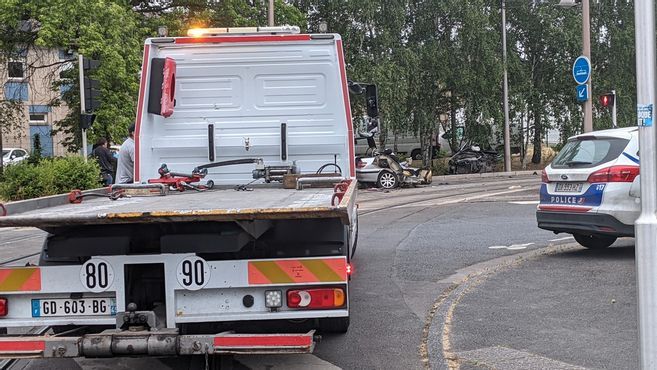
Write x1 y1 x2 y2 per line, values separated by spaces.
432 170 539 183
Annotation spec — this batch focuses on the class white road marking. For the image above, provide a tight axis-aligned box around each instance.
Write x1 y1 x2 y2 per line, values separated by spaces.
488 246 508 249
550 236 574 242
509 200 540 205
488 243 535 250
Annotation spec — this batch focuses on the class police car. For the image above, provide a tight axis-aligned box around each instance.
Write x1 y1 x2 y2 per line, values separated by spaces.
537 127 639 249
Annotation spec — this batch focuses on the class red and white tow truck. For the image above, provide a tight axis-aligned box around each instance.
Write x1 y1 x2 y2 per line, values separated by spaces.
0 26 358 361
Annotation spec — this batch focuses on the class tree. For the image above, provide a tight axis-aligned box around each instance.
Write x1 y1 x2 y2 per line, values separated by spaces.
505 2 580 164
0 100 25 174
28 133 43 165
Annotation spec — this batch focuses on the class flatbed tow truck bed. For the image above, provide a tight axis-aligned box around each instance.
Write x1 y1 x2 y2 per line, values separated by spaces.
0 184 356 229
0 182 356 359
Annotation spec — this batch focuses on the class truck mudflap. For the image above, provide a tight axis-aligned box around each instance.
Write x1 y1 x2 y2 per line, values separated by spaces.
0 330 316 358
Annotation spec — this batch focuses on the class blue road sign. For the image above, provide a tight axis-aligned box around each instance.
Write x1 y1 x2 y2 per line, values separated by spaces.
576 84 589 102
573 56 591 85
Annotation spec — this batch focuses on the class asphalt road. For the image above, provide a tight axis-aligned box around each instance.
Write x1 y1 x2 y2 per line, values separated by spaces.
0 174 640 369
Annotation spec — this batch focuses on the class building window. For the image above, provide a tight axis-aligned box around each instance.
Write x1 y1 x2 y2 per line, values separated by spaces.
29 105 50 124
29 113 47 124
7 61 25 79
4 82 28 101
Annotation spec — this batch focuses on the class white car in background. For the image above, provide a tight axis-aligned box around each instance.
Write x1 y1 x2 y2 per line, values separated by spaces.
2 148 29 165
536 127 639 249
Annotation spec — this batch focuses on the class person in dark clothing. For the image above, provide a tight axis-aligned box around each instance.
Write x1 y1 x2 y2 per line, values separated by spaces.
91 137 115 186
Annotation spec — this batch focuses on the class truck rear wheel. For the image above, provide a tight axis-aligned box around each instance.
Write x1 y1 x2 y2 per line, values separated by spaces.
318 316 350 333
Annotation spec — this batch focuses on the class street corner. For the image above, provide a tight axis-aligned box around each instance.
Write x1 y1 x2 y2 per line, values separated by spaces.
441 241 637 370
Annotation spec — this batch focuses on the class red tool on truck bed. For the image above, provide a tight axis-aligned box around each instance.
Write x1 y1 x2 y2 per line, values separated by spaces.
148 163 212 191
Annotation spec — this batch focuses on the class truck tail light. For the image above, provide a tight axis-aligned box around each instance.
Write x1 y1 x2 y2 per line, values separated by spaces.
0 298 8 317
287 288 346 309
587 165 639 183
541 169 550 183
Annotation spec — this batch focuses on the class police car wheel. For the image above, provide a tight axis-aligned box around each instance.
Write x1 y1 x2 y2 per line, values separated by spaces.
573 233 617 249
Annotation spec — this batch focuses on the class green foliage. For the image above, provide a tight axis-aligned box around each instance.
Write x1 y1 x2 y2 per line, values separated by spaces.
0 157 100 201
0 0 638 168
0 163 44 201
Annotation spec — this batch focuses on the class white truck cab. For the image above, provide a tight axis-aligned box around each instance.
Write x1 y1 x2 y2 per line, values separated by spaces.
137 26 355 184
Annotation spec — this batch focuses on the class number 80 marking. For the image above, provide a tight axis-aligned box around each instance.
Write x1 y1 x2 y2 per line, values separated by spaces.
80 259 114 293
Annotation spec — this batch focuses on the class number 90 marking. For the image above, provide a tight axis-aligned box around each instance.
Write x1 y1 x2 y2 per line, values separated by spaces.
176 256 211 290
80 259 114 293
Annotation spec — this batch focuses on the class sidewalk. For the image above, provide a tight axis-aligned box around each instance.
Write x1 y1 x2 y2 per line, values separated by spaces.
445 240 637 369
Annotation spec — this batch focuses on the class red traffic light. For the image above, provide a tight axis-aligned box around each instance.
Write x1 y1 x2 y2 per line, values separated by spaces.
599 94 615 107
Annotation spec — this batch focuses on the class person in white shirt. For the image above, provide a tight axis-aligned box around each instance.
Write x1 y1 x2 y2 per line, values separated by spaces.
116 123 135 184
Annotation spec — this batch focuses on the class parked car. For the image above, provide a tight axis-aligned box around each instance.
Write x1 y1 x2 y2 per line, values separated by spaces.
356 148 432 189
2 148 29 165
536 127 639 249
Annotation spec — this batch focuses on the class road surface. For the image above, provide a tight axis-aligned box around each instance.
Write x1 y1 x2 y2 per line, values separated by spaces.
0 174 638 369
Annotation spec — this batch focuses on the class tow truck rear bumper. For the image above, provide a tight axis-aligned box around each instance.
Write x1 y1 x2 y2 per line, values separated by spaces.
0 329 316 358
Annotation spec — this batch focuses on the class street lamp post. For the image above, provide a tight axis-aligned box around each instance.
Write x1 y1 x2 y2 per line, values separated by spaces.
78 53 88 162
501 0 512 172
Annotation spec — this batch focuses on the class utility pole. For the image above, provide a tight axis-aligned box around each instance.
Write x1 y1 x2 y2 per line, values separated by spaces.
268 0 275 27
634 0 657 368
78 53 88 162
501 0 512 172
582 0 593 132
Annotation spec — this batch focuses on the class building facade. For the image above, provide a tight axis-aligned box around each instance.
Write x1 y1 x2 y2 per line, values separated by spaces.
0 46 73 158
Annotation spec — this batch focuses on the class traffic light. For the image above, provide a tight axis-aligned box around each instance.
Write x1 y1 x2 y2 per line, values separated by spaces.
82 57 101 112
80 113 96 130
365 84 379 118
599 93 615 108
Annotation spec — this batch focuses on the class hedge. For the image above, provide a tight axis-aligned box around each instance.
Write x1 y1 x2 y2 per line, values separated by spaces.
0 157 101 201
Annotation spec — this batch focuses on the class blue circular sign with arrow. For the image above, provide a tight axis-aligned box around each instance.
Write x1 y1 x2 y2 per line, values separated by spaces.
572 56 591 85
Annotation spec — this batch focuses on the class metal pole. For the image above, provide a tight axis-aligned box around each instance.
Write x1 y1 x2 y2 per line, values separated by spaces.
78 54 88 161
268 0 275 27
582 0 593 132
0 121 4 175
634 0 657 367
611 89 617 128
501 0 512 172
